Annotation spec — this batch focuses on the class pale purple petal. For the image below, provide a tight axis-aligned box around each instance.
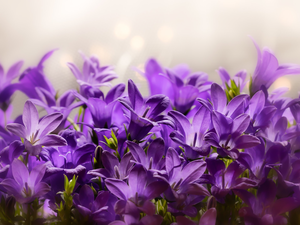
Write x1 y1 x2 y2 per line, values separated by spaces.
38 113 63 137
211 83 226 112
105 178 129 200
199 208 217 225
12 159 28 186
39 134 67 147
6 123 26 138
23 101 39 135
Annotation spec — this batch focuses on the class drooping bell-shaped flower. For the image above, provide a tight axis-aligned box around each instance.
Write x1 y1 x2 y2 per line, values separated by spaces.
0 159 50 204
6 100 67 155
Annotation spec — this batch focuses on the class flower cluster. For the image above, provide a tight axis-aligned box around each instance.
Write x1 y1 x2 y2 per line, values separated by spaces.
0 40 300 225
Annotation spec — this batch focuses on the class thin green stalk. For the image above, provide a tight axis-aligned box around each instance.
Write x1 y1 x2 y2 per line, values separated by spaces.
81 108 86 132
67 117 80 131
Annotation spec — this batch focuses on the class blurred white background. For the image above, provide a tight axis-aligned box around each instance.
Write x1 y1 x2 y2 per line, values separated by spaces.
1 0 300 117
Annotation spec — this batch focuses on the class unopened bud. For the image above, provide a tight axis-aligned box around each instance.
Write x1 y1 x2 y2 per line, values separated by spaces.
5 196 16 218
94 146 103 168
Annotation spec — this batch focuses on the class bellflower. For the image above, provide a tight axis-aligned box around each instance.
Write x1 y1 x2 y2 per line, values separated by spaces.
6 100 67 155
249 38 300 96
126 138 165 172
218 67 247 93
234 179 299 225
204 111 260 159
88 150 133 180
73 185 117 224
105 164 168 215
205 158 256 201
143 59 211 115
0 61 23 111
68 52 118 98
18 50 56 101
168 106 211 159
174 208 217 225
0 159 50 204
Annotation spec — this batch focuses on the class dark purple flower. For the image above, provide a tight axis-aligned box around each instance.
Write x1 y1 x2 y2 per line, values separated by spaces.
0 159 50 204
6 101 67 155
234 179 299 225
73 184 117 224
174 208 217 225
68 52 118 98
205 158 256 201
0 61 23 111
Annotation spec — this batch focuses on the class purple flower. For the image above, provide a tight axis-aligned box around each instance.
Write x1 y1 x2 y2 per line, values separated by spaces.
0 159 50 204
143 59 211 115
6 100 67 155
205 158 256 201
204 111 260 159
73 185 117 224
169 106 211 159
88 151 133 180
18 50 56 101
218 67 247 92
0 61 23 111
174 208 217 225
234 179 299 225
68 52 118 98
249 38 300 96
162 148 209 203
105 164 168 215
126 138 165 172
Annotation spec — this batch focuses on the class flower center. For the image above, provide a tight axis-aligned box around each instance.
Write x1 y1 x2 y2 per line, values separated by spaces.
22 182 32 197
29 130 40 145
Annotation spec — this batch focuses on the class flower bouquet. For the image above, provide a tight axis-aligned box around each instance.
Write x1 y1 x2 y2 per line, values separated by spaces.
0 39 300 225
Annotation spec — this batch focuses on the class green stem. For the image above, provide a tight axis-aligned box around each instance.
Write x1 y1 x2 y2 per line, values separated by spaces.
24 152 29 167
25 203 31 225
67 117 80 131
81 108 86 132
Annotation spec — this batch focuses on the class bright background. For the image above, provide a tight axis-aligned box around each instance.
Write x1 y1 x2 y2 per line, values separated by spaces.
1 0 300 116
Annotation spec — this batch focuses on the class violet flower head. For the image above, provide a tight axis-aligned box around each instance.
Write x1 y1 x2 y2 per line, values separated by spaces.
0 61 23 111
218 67 247 93
6 100 67 155
73 185 117 224
105 164 168 215
0 159 50 204
68 52 118 98
18 50 56 101
249 38 300 96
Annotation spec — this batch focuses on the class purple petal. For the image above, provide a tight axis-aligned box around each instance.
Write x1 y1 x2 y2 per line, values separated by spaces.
218 67 231 86
101 151 119 176
181 160 207 187
119 152 134 179
105 178 129 200
12 159 28 186
146 94 170 119
166 147 181 175
37 49 57 69
126 141 147 166
67 62 83 80
168 110 191 137
79 185 94 209
211 83 226 112
6 123 26 138
128 164 147 195
34 182 51 197
138 200 156 215
206 158 225 177
144 180 169 199
147 137 165 170
270 197 300 217
6 61 23 81
23 100 39 135
1 178 22 197
105 83 125 104
176 216 196 225
39 134 67 147
128 79 144 111
186 183 210 196
232 114 250 135
38 113 63 137
193 106 211 140
140 215 164 225
248 90 265 119
226 94 248 119
199 208 217 225
257 179 276 207
28 163 47 187
212 111 232 138
108 221 126 225
234 135 261 149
